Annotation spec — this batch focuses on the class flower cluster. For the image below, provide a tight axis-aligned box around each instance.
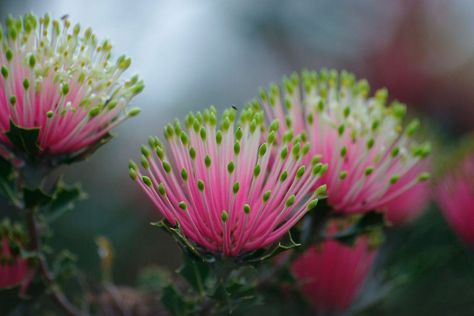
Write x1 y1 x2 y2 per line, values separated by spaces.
436 146 474 246
130 106 327 257
0 13 142 159
291 222 378 313
258 70 430 214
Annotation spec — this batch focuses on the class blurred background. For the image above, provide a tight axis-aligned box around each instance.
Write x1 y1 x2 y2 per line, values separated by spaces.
2 0 474 314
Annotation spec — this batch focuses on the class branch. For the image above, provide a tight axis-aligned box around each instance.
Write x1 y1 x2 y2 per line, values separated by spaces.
27 209 88 316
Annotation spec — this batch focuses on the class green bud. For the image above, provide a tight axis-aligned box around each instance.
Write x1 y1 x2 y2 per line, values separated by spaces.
128 107 141 117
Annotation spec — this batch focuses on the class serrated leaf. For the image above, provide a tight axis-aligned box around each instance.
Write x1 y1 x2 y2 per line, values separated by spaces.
23 187 52 208
46 183 85 222
5 120 40 157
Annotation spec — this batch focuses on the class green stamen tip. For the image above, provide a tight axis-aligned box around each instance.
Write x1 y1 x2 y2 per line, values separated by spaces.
142 176 152 187
280 170 288 182
129 169 137 180
179 201 187 210
197 180 205 192
221 211 229 223
390 175 400 185
205 155 211 168
9 96 16 106
365 166 374 176
128 107 141 117
418 172 430 182
263 191 271 203
307 199 319 210
141 145 151 157
162 161 171 173
259 143 267 157
181 168 188 181
89 106 100 118
61 83 69 95
339 171 348 180
286 195 296 207
227 161 235 174
234 142 241 155
316 185 327 198
233 182 240 194
296 166 305 179
243 204 250 214
340 146 347 157
253 164 261 177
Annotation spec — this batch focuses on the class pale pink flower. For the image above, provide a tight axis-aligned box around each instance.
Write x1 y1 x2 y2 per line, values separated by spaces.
0 14 142 158
436 154 474 246
130 106 327 257
0 237 34 295
291 224 377 313
260 70 430 214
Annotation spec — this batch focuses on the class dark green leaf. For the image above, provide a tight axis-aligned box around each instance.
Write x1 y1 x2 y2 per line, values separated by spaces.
23 188 52 208
161 285 190 316
46 182 85 222
0 156 17 202
5 120 40 157
179 256 210 295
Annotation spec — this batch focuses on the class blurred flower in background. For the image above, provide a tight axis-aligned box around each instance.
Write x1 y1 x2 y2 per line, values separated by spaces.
436 141 474 247
291 222 378 314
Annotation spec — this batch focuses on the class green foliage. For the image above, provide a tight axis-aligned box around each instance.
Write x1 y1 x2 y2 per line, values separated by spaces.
0 155 18 203
5 120 40 158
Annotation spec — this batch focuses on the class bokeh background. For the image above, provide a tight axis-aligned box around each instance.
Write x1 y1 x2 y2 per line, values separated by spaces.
2 0 474 315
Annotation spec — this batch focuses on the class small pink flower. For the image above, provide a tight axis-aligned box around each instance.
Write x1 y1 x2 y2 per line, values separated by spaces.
291 224 377 313
382 161 431 225
0 14 142 158
436 153 474 246
130 106 327 257
260 70 430 214
0 238 34 296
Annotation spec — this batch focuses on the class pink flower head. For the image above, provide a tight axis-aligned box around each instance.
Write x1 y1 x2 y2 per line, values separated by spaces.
291 223 378 313
0 224 34 296
382 161 431 225
436 152 474 246
0 14 142 159
260 70 430 214
130 106 328 257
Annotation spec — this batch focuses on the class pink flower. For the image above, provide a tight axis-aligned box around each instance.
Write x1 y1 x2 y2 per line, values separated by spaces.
0 237 34 296
260 70 430 214
382 161 431 225
0 14 142 158
130 106 327 257
436 153 474 246
291 224 377 313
